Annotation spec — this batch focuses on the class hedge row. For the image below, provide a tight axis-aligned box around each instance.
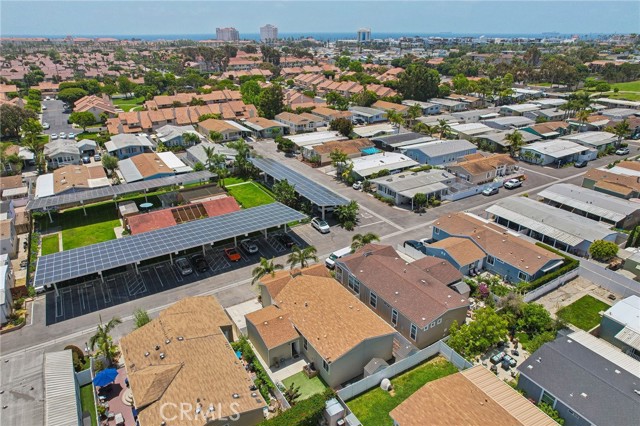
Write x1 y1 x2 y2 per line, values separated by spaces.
258 389 335 426
518 243 579 292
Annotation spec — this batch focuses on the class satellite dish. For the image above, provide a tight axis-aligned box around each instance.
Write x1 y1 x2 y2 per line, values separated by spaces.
380 378 392 391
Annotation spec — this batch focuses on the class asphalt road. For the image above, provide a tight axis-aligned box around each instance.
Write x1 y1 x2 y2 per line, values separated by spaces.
41 99 75 139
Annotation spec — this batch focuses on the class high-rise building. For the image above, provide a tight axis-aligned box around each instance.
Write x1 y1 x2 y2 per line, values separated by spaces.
357 28 371 43
216 27 240 42
260 24 278 43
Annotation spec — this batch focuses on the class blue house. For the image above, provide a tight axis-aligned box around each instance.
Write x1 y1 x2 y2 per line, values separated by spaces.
105 134 155 160
403 139 477 166
428 212 564 282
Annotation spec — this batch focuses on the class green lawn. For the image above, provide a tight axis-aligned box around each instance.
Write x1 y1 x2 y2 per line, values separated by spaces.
223 176 250 186
41 234 60 255
113 96 145 112
557 295 610 331
611 80 640 92
605 92 640 102
282 371 328 401
80 385 97 426
347 357 458 426
36 203 121 250
226 181 275 208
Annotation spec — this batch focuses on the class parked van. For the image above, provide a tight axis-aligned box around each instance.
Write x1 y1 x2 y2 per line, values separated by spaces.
325 246 352 269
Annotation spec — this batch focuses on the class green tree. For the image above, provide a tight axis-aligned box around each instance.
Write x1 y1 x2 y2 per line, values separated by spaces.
452 73 470 94
273 179 298 208
348 61 364 72
198 113 222 122
209 131 223 143
58 87 88 105
202 146 228 184
21 118 45 170
588 240 619 261
505 130 525 157
102 84 118 98
251 257 284 285
538 403 565 425
283 382 302 405
325 91 349 111
227 139 252 177
193 162 205 171
437 119 452 139
329 118 353 137
406 104 423 127
101 154 119 174
517 303 554 335
612 119 630 146
329 149 348 170
351 90 378 107
335 200 359 230
1 104 37 138
133 308 151 329
257 85 284 119
447 307 508 359
398 63 440 101
68 111 96 132
88 316 122 365
413 193 428 212
412 122 436 136
183 132 200 146
240 80 262 105
275 135 295 153
350 232 380 252
287 245 318 269
386 109 405 132
117 76 136 98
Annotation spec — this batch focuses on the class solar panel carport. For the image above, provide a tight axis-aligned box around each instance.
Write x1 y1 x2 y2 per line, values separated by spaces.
34 202 306 290
27 171 215 211
249 157 348 219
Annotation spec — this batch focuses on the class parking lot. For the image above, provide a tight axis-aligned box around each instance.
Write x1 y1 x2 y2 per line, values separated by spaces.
45 232 307 324
41 99 75 138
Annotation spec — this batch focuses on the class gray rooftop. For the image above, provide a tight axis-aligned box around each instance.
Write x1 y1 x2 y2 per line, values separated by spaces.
483 116 535 128
404 139 476 157
371 169 455 197
372 132 435 148
486 197 617 247
538 183 640 223
517 335 640 426
105 133 154 152
155 124 201 143
349 106 387 117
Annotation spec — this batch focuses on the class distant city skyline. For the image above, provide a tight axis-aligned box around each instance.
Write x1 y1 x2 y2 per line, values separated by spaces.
1 1 639 37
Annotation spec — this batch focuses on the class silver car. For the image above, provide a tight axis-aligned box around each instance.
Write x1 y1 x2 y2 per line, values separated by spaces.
240 238 259 254
175 257 193 276
311 217 330 234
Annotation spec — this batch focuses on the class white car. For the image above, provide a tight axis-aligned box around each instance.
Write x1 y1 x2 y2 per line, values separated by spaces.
68 132 75 139
504 178 523 189
616 147 630 155
59 132 66 139
50 133 58 140
45 96 50 100
41 105 47 110
352 181 363 190
42 122 50 129
311 217 330 234
240 238 259 255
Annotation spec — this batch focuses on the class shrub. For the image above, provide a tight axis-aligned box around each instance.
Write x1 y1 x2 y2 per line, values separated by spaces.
258 389 335 426
517 243 578 293
538 402 565 425
588 240 618 261
13 297 25 310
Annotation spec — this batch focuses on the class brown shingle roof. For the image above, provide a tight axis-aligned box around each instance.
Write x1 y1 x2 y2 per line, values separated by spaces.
312 138 374 155
453 154 517 176
120 296 265 426
245 305 299 349
411 256 464 286
53 165 107 193
429 237 487 267
585 168 640 193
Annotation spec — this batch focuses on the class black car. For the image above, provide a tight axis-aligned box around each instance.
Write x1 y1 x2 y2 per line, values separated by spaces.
275 233 295 248
574 160 588 168
190 254 209 273
403 240 424 250
82 156 91 164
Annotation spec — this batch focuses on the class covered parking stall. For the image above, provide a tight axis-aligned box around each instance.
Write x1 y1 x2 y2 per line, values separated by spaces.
33 202 306 292
249 157 349 220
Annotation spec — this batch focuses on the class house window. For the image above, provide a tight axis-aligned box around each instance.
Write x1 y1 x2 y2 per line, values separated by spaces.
410 324 418 341
541 390 556 406
434 227 440 235
486 256 495 265
430 321 436 328
322 360 329 372
437 318 442 325
303 339 308 350
370 292 377 308
391 309 398 326
518 271 528 281
348 275 360 294
335 267 343 282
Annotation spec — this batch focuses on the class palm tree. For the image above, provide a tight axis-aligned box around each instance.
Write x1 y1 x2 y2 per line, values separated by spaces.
89 316 122 365
437 119 452 139
505 130 525 157
287 245 318 269
386 110 405 134
612 119 630 147
351 233 380 252
406 104 422 127
251 257 283 285
576 109 591 132
412 122 436 136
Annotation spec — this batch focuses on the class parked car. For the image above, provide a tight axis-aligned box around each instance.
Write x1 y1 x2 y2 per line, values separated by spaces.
59 132 66 139
45 96 50 101
482 186 499 196
574 160 588 168
224 247 241 262
311 217 331 234
68 132 75 139
352 181 363 190
274 233 295 248
82 156 91 164
490 352 506 365
503 178 522 189
42 122 50 129
94 153 101 161
50 133 58 140
616 147 630 155
175 257 193 276
240 238 259 255
403 240 424 250
41 105 47 110
190 254 209 273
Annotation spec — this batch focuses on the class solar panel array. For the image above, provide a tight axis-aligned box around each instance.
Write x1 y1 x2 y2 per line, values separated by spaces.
250 158 349 207
27 171 215 211
33 202 306 287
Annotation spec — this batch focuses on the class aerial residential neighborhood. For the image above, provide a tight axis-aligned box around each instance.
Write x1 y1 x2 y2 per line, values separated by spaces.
1 1 640 426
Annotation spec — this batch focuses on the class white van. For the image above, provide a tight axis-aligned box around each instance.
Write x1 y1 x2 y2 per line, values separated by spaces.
325 246 352 269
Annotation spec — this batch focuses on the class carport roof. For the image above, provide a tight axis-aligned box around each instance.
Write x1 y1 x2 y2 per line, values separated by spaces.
33 202 306 288
249 157 348 207
27 171 215 211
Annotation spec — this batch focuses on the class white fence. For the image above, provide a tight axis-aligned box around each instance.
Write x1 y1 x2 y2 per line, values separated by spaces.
578 265 640 298
336 340 472 401
522 268 580 302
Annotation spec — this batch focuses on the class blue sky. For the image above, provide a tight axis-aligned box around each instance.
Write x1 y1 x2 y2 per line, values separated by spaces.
1 1 638 36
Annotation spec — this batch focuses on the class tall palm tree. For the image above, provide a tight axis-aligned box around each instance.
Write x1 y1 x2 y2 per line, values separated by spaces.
251 257 283 285
406 104 422 127
437 119 452 139
287 245 318 269
505 130 525 157
386 110 405 134
89 316 122 364
576 109 591 132
351 233 381 252
612 119 630 147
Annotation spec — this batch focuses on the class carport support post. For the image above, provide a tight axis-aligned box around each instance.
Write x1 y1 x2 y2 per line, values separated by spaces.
233 236 237 247
263 229 268 238
81 201 87 217
47 209 53 223
144 189 148 203
202 244 206 255
98 271 104 283
134 263 139 275
169 252 174 265
321 206 326 221
53 282 59 297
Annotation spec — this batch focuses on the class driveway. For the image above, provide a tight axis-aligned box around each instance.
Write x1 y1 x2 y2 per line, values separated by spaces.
41 99 75 138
